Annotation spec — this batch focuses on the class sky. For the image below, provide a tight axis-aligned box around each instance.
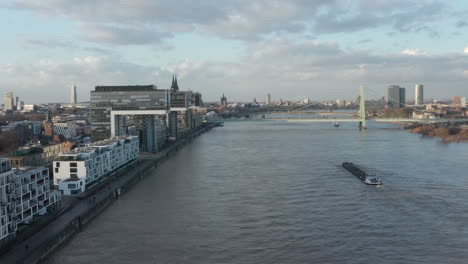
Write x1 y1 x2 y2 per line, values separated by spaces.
1 0 468 104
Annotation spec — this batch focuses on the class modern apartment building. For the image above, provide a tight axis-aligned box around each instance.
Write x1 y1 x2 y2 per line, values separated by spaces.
0 159 16 243
53 136 139 195
8 142 64 168
13 167 60 225
0 160 60 244
53 121 78 139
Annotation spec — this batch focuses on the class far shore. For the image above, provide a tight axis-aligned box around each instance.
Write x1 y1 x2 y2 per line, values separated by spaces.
409 125 468 143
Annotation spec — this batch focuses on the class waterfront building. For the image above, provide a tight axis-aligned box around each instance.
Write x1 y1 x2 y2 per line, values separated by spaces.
453 96 466 108
191 92 203 107
53 136 139 195
220 94 228 108
12 167 60 224
388 85 406 108
0 159 16 243
415 84 424 105
70 85 77 104
0 160 60 244
3 92 14 111
90 79 203 151
90 85 169 151
171 90 191 108
304 98 310 104
266 94 271 105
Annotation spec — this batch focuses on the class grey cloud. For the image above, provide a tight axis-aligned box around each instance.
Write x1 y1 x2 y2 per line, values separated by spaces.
3 41 468 103
314 1 445 35
17 38 77 49
456 20 468 28
10 0 448 42
78 23 173 45
153 43 175 52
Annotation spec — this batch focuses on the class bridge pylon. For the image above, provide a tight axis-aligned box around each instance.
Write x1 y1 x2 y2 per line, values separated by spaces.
359 85 366 129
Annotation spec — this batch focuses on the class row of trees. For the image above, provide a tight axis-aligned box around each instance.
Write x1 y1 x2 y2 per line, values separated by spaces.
0 114 45 126
0 131 20 155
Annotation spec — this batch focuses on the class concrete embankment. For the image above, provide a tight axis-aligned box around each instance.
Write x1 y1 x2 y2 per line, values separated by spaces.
0 123 220 264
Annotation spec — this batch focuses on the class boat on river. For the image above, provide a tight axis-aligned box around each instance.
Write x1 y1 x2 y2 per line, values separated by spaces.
342 162 382 185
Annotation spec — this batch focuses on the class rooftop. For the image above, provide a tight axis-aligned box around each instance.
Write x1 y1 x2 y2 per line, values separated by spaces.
94 85 157 92
13 166 45 174
58 136 138 157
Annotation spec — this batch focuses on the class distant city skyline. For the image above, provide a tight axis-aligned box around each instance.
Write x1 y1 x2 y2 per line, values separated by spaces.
1 1 468 103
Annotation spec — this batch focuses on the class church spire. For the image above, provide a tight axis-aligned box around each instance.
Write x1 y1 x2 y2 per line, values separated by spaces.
171 74 179 91
45 110 52 123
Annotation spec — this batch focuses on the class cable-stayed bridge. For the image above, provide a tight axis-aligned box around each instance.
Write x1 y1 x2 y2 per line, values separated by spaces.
212 86 468 127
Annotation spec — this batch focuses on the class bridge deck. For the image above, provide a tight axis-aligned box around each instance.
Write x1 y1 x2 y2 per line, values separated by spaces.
267 118 468 123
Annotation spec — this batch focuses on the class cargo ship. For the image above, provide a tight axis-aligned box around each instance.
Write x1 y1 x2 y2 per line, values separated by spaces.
342 162 382 185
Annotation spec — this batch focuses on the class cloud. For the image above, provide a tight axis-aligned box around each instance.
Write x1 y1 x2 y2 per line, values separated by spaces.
77 23 172 45
152 43 174 52
10 0 447 42
401 49 427 56
3 34 468 103
17 38 77 49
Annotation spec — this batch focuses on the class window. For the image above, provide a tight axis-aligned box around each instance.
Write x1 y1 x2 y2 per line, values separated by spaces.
56 162 60 167
67 184 76 189
70 163 77 168
55 168 59 173
70 168 78 173
70 174 78 178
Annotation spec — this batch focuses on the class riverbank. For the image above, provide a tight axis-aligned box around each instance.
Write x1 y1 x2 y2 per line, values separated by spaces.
0 123 221 264
409 125 468 143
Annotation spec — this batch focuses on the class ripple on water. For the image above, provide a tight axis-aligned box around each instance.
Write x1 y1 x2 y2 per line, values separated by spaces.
46 122 468 264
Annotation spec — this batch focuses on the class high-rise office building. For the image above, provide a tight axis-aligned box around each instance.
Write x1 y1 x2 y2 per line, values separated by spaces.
4 92 14 111
388 85 406 108
415 84 423 105
453 96 466 107
90 85 169 145
70 85 77 104
15 96 19 110
266 94 271 105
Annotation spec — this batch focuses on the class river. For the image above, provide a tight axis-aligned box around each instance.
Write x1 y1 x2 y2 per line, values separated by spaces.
46 121 468 264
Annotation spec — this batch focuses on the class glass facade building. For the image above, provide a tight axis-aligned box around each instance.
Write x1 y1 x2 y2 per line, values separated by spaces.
90 85 170 142
388 85 406 108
